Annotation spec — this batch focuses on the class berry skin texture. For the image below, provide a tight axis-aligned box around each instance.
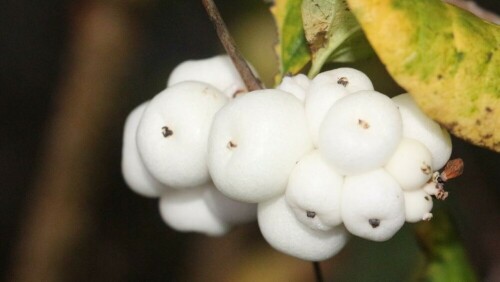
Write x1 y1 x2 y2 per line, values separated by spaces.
204 184 257 225
404 189 433 223
319 91 403 175
385 138 434 191
137 81 228 189
276 74 311 102
305 81 349 147
285 150 344 231
167 55 256 98
208 89 313 203
392 93 452 170
341 169 405 242
258 196 349 261
159 184 230 236
121 102 169 197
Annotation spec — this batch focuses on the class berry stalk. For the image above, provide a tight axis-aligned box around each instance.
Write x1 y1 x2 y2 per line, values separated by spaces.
201 0 263 91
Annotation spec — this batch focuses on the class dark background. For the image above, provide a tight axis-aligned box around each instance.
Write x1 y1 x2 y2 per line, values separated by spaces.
0 0 498 281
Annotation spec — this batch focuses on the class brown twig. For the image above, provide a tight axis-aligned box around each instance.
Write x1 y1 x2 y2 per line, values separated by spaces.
201 0 263 91
313 261 324 282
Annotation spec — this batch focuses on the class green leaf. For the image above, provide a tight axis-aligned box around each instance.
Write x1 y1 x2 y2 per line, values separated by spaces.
271 0 311 83
347 0 500 152
301 0 373 77
414 210 477 282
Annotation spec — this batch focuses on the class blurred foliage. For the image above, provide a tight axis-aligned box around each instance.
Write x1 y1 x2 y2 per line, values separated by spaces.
413 210 477 282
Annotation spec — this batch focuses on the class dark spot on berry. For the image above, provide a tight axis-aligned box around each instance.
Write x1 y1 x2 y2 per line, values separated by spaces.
227 141 237 149
437 74 443 80
485 107 493 113
425 196 430 201
421 163 431 174
337 77 349 87
162 126 173 138
369 219 380 228
358 119 370 129
306 211 316 218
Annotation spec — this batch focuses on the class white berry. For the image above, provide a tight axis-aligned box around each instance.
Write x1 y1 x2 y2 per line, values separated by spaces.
137 81 227 188
385 138 433 191
159 184 230 236
204 184 257 225
258 196 349 261
167 55 257 98
392 93 452 170
121 102 169 197
305 79 349 147
404 189 433 223
208 89 313 203
313 68 374 93
277 74 311 102
285 150 344 231
319 91 402 175
341 169 405 241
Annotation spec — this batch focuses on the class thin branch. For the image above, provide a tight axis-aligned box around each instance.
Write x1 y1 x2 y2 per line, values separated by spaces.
313 261 324 282
201 0 263 91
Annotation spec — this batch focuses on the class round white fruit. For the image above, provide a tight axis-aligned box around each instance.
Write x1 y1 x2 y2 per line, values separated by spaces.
313 68 374 93
258 196 349 261
276 74 310 102
137 81 227 188
385 138 434 191
341 169 405 241
305 79 349 147
208 89 314 203
285 150 344 231
159 184 230 236
404 189 433 223
121 102 169 197
319 91 402 175
204 184 257 225
167 55 256 98
392 93 452 170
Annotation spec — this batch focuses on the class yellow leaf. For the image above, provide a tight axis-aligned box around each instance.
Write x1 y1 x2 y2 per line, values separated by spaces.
347 0 500 151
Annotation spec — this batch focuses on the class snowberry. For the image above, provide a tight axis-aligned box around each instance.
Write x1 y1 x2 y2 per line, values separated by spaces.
204 184 257 225
392 94 452 170
121 102 169 197
167 55 256 98
313 68 374 93
258 196 349 261
385 138 433 191
404 189 433 223
276 74 310 102
159 184 230 236
341 169 405 241
208 89 313 203
305 81 349 147
285 150 344 231
137 81 227 189
319 91 402 175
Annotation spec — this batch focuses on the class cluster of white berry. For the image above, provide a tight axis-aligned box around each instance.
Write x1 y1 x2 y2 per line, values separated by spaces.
122 55 453 261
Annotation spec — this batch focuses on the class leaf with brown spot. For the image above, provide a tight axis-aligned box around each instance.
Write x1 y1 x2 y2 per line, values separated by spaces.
302 0 374 77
